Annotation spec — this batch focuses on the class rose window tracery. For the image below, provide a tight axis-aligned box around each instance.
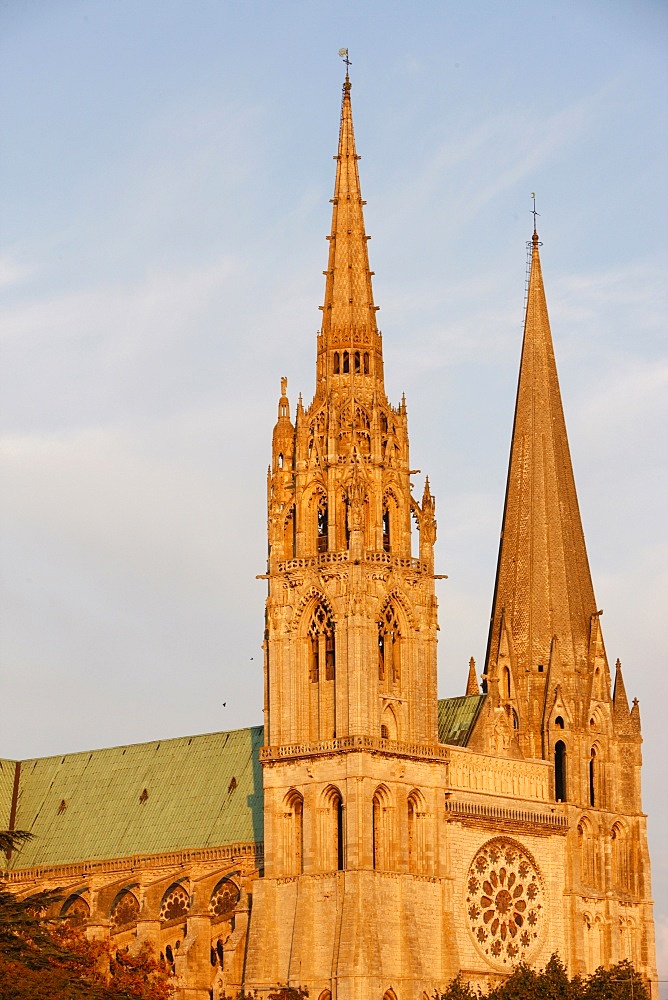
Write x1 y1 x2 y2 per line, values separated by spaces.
62 894 90 926
209 879 240 919
465 838 544 968
110 890 140 932
160 883 190 923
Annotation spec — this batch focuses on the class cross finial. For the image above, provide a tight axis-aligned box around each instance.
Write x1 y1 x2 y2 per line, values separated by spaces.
338 47 351 79
531 192 540 234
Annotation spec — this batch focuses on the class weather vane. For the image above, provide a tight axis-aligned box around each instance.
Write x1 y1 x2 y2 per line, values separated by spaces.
531 192 540 232
339 47 351 76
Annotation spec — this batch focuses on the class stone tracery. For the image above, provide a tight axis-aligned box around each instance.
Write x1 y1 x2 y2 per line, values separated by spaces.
465 838 544 968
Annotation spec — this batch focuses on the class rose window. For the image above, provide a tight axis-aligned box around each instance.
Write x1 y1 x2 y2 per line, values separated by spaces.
465 838 544 968
160 884 190 923
209 879 240 919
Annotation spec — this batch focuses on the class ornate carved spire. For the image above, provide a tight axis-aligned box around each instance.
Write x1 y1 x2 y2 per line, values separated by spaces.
486 230 598 682
316 75 384 396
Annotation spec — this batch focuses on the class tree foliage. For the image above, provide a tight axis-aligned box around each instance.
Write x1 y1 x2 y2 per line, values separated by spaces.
436 954 649 1000
1 831 173 999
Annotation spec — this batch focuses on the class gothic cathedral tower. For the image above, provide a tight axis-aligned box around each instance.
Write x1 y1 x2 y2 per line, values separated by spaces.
245 72 448 999
243 73 657 1000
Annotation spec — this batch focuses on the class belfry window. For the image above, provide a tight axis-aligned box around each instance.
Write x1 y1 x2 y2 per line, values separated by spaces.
333 352 340 374
555 740 567 802
317 495 328 553
343 351 349 374
382 507 391 552
363 352 369 374
354 350 361 373
308 603 336 683
378 603 402 684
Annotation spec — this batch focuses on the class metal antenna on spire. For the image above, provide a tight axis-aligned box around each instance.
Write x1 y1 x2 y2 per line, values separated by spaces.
531 192 540 233
338 47 351 78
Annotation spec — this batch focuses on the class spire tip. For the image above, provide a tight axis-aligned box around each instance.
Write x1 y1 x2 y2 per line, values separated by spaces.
531 192 540 242
338 47 351 86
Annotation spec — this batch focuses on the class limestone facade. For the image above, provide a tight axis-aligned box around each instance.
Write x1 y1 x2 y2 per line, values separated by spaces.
1 73 657 999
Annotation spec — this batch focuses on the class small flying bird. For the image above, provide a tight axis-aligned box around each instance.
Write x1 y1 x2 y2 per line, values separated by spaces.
222 702 227 708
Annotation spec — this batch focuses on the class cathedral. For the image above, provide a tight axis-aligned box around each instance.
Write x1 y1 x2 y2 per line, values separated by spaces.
0 73 658 999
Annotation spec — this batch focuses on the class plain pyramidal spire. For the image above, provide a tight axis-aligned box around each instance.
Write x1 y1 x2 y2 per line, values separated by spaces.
486 219 598 678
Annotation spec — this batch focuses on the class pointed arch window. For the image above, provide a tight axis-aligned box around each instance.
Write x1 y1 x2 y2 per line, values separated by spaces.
372 785 392 871
378 604 402 684
333 352 340 374
284 790 304 875
343 351 349 374
284 505 296 560
354 350 361 373
612 822 632 893
554 740 567 802
382 506 391 552
316 493 328 553
320 786 344 871
363 352 369 374
308 603 335 682
502 665 511 700
307 601 336 739
578 819 596 886
407 790 426 874
589 747 596 807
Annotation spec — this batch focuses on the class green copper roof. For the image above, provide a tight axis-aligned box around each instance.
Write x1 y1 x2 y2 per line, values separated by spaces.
7 726 263 871
0 759 17 830
438 694 486 746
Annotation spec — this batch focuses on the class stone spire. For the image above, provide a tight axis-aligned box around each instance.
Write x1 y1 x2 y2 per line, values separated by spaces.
466 657 479 696
486 229 598 681
613 657 633 735
316 74 384 396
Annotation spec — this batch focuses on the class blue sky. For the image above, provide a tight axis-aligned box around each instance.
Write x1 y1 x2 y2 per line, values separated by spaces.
1 0 666 988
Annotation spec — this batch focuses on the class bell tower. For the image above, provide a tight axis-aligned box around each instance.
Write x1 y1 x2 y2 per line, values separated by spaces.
246 70 447 999
263 73 438 753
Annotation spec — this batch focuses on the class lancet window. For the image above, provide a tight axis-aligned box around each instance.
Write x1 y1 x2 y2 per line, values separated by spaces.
578 817 596 886
407 790 427 873
372 785 392 871
317 494 328 553
284 790 304 875
554 740 567 802
308 603 335 682
612 822 632 893
307 599 336 739
589 747 596 807
321 786 344 871
378 603 402 686
283 505 296 560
